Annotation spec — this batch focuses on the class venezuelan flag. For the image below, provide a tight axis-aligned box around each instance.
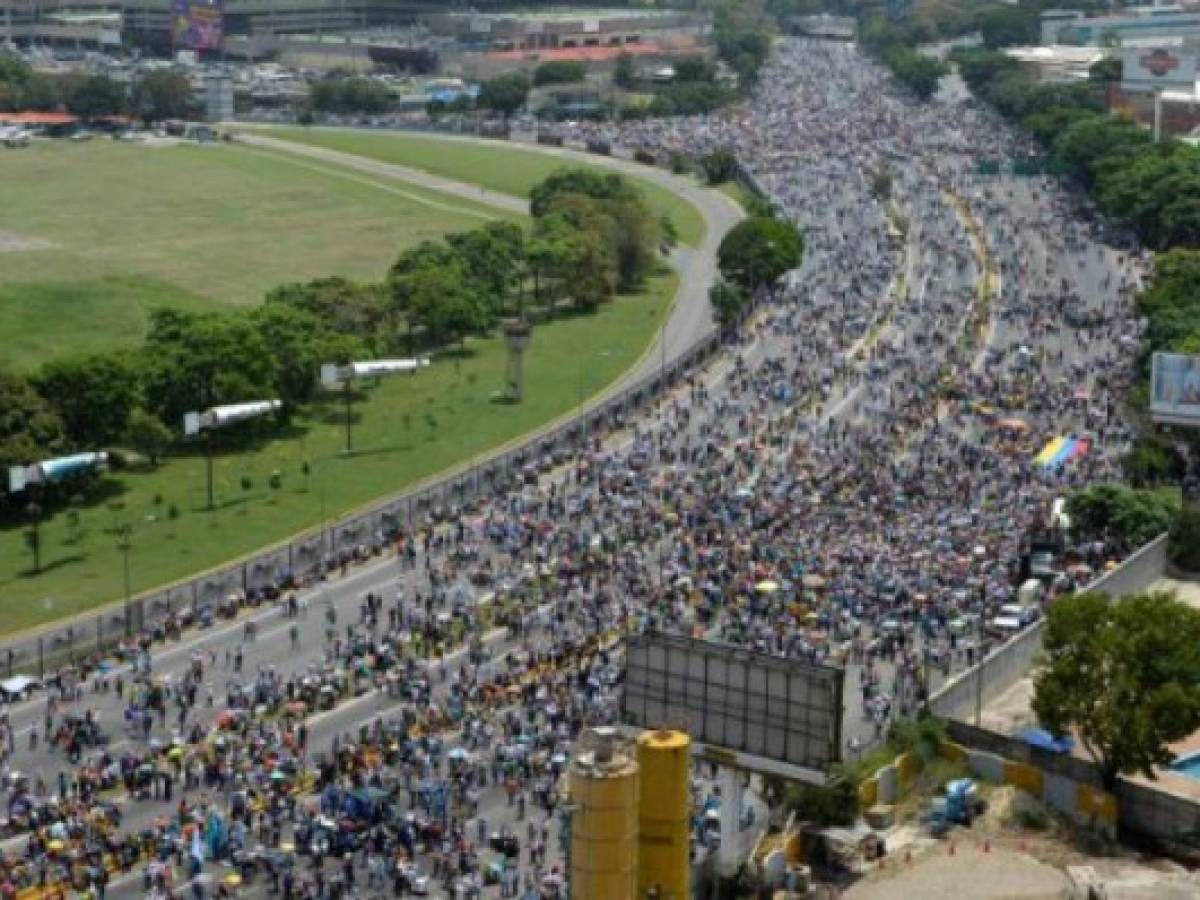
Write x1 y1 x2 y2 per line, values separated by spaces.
1035 436 1065 467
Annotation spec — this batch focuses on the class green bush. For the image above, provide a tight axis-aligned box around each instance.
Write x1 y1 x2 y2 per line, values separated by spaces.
1170 504 1200 572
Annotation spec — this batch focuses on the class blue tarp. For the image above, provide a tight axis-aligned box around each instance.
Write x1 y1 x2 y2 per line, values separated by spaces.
1017 727 1075 754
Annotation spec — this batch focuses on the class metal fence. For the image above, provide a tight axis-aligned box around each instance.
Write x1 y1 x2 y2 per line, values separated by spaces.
1 323 733 679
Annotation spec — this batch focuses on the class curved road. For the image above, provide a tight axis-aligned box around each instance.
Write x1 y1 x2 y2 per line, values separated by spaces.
235 127 744 394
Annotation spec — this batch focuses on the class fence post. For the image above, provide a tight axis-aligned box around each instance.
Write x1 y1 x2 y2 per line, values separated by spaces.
38 637 43 680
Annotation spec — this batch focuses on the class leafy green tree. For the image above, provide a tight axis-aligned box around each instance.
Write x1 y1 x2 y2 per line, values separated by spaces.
19 74 61 112
674 55 717 84
266 276 389 349
529 167 640 217
390 243 486 347
701 148 738 185
613 53 636 90
717 216 804 292
478 72 530 118
1033 590 1200 789
124 408 173 466
709 279 748 328
445 222 526 314
0 369 64 476
34 353 141 448
1065 483 1177 548
1089 56 1122 84
1170 505 1200 572
310 76 391 114
132 71 194 123
249 304 362 412
140 309 275 429
64 75 127 118
975 5 1038 49
533 60 586 86
884 47 947 101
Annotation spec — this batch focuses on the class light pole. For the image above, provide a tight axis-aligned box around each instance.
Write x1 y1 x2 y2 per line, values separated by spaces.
116 522 133 637
184 400 282 511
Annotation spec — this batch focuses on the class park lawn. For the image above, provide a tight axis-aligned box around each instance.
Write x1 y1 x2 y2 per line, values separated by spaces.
0 273 676 631
0 139 513 369
258 126 708 248
717 181 756 213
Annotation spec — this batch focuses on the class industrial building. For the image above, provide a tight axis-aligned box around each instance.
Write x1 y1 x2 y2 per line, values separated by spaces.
1041 6 1200 46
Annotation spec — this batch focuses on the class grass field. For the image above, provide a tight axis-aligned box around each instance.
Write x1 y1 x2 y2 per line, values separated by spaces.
0 140 512 370
1 136 696 632
258 127 708 247
0 272 676 631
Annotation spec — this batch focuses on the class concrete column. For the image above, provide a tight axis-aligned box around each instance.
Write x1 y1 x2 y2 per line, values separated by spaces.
717 767 741 875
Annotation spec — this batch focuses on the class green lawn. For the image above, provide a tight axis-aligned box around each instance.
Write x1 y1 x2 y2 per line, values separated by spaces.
0 136 690 632
0 274 677 630
0 140 511 370
258 126 708 247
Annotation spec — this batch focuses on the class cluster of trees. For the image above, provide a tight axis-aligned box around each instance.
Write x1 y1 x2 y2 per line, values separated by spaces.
0 169 666 505
309 75 391 115
711 0 774 87
0 54 194 121
1065 483 1179 550
533 61 586 87
955 48 1200 249
858 20 947 100
709 215 804 326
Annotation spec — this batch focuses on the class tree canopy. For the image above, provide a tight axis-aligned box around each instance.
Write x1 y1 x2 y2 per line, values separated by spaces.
132 71 195 123
1033 590 1200 789
717 216 804 292
310 76 391 115
478 72 530 118
1066 483 1178 550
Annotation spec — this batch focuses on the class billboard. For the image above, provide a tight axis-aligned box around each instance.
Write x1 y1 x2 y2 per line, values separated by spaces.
1151 352 1200 425
174 0 223 51
623 634 844 773
1121 47 1197 92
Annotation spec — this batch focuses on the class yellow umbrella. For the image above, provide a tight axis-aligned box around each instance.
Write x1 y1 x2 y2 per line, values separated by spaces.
47 840 65 852
755 580 780 594
223 873 243 887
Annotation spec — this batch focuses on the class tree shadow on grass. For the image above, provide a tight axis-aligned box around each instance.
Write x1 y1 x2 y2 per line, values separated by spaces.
16 554 87 579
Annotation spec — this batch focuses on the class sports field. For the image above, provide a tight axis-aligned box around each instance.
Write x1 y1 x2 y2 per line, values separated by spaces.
258 127 708 247
0 140 511 370
0 135 693 631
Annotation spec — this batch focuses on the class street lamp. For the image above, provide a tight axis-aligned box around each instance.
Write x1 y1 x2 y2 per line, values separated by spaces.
320 358 430 455
184 400 282 510
115 522 133 637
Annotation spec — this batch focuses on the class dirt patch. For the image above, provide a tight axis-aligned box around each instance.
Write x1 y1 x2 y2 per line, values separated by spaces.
845 836 1072 899
0 231 54 253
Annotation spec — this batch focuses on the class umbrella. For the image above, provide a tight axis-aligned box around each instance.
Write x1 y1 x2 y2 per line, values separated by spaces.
1017 727 1074 754
996 417 1029 432
801 574 826 589
755 580 780 594
447 748 469 761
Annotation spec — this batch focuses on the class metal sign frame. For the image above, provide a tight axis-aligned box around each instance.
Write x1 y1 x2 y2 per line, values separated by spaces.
622 633 844 773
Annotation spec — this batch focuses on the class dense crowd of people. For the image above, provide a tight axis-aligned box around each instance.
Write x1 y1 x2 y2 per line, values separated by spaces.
0 38 1149 899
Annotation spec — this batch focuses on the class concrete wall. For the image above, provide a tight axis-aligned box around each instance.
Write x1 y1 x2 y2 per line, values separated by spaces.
928 534 1169 723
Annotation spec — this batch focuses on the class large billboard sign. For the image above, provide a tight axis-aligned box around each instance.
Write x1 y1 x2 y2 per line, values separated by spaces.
623 634 844 773
1121 47 1197 92
1151 352 1200 425
174 0 223 51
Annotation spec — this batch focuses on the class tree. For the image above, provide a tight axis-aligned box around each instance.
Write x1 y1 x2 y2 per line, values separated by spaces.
64 75 127 118
1089 56 1122 84
266 276 389 350
884 48 947 101
1065 483 1177 549
1170 505 1200 573
478 72 530 119
709 279 748 328
0 369 64 477
445 221 526 315
717 216 804 292
613 53 636 90
701 148 739 185
533 60 586 86
389 243 486 348
529 167 640 217
125 408 173 466
34 353 141 448
139 308 275 429
674 55 717 84
1033 590 1200 789
310 76 391 115
249 303 363 413
975 5 1038 49
132 71 194 123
